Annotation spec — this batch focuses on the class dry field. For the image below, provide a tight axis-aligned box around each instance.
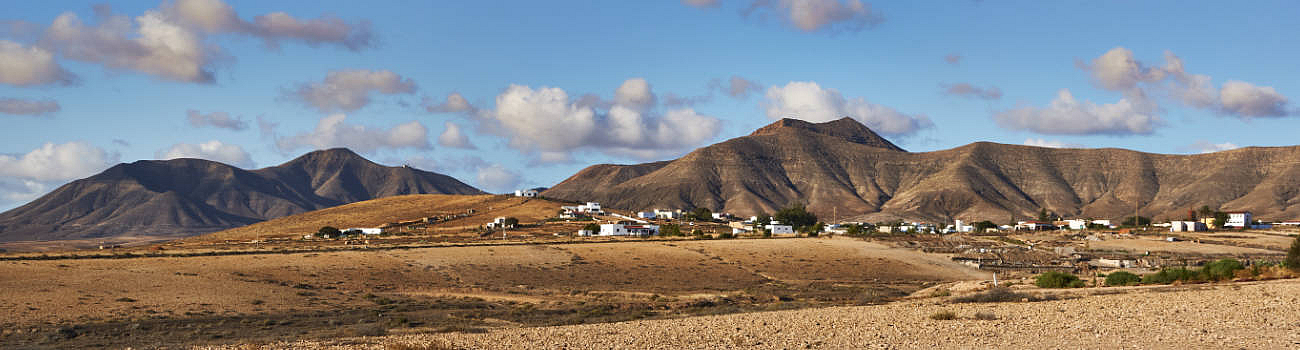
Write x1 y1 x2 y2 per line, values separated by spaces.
0 237 984 349
229 278 1300 349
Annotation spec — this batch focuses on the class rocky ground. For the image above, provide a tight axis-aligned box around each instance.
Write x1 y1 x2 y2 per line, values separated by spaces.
220 278 1300 349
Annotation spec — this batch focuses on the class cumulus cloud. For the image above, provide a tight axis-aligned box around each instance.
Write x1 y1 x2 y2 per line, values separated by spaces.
1023 138 1083 149
944 53 961 65
423 93 474 113
742 0 884 33
0 40 76 86
709 75 763 99
476 78 723 162
476 164 523 193
27 1 372 83
156 140 255 168
185 109 247 130
438 121 476 149
942 83 1001 100
0 141 118 182
762 81 932 136
0 98 60 116
1183 140 1240 154
283 69 417 112
0 178 49 205
993 89 1159 135
682 0 721 8
1082 47 1293 118
274 114 430 153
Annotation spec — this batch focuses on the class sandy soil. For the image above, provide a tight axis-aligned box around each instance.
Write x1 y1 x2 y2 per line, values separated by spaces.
235 279 1300 349
1084 235 1279 255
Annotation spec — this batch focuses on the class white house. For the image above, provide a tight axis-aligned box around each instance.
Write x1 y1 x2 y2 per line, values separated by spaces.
654 209 681 220
346 228 383 235
1016 221 1054 231
514 189 538 197
637 211 656 219
598 223 659 236
578 202 604 215
485 217 513 229
1091 219 1113 227
1170 221 1207 232
577 229 595 236
765 224 794 234
1066 219 1088 230
1225 211 1252 228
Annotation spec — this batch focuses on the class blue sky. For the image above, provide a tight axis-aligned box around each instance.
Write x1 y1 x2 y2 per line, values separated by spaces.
2 0 1298 211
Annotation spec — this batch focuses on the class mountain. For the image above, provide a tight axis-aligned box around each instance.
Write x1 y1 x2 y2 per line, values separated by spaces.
543 117 1300 223
0 148 483 243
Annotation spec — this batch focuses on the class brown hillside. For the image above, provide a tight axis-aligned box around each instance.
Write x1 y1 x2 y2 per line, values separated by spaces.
543 118 1300 223
196 194 571 241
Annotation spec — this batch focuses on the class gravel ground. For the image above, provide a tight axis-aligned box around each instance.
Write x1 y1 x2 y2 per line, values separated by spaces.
215 279 1300 349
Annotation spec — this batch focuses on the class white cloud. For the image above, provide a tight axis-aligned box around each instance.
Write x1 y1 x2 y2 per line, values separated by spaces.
0 40 76 86
682 0 720 8
423 93 474 113
1083 47 1293 119
284 69 417 112
438 121 476 149
166 0 374 50
0 141 118 182
763 81 932 136
186 109 247 130
156 140 255 168
710 75 763 99
0 178 49 205
1184 140 1240 154
44 9 216 83
993 89 1159 135
743 0 883 33
0 98 60 116
476 164 522 193
477 79 723 162
942 83 1001 100
943 53 961 65
1218 81 1290 117
275 114 430 154
1023 138 1083 149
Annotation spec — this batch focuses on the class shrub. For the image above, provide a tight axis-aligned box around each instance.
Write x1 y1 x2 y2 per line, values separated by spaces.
951 287 1037 303
1035 271 1085 288
717 232 735 239
317 226 342 239
929 289 951 297
1287 235 1300 272
1201 259 1245 281
973 312 997 320
1142 268 1198 284
774 203 818 232
1104 271 1141 286
929 310 957 320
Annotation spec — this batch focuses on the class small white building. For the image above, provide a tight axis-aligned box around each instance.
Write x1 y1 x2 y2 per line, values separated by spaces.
653 209 682 220
598 223 659 236
1066 219 1088 230
711 212 732 221
1170 221 1207 232
637 211 656 219
578 202 604 215
1096 258 1136 268
577 229 595 236
1091 219 1113 228
1016 221 1054 231
484 217 514 229
765 224 794 234
514 189 538 197
1225 211 1252 228
346 228 383 235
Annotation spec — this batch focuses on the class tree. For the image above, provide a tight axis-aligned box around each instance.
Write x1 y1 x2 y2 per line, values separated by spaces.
1034 271 1084 288
503 217 519 228
1122 216 1151 226
689 207 713 222
1213 211 1229 229
774 203 818 231
661 224 682 236
582 223 600 232
1104 271 1141 286
1287 234 1300 272
317 226 342 239
1037 208 1049 222
973 221 997 233
1197 205 1213 219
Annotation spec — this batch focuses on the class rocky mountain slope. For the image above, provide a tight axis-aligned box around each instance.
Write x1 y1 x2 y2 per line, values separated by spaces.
0 148 483 242
543 117 1300 223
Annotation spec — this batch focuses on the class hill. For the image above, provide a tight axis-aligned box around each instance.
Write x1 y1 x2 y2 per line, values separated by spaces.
0 148 483 244
543 117 1300 223
195 194 571 241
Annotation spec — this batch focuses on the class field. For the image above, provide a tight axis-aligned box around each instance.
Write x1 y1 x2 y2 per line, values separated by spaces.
0 237 985 348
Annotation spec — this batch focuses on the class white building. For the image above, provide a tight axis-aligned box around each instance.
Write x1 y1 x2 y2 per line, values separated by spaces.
637 211 656 219
1066 219 1088 230
598 223 659 236
1225 211 1252 228
1016 221 1054 231
513 189 538 197
346 228 383 235
1170 221 1207 232
765 224 794 234
485 217 513 229
654 209 680 220
577 229 595 236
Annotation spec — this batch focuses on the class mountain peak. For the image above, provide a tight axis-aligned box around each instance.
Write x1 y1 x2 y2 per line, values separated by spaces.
278 148 373 168
751 117 905 152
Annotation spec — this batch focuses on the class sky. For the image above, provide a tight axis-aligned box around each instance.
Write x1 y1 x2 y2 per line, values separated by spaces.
1 0 1298 211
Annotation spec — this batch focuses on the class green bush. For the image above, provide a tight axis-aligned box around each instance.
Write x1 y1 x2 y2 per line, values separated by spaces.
1104 271 1141 286
1034 271 1084 288
1142 268 1198 284
929 310 957 320
717 231 735 239
1200 259 1245 281
1287 235 1300 272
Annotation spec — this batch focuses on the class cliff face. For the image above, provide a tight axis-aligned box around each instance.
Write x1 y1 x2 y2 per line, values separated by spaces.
0 148 484 242
544 118 1300 223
